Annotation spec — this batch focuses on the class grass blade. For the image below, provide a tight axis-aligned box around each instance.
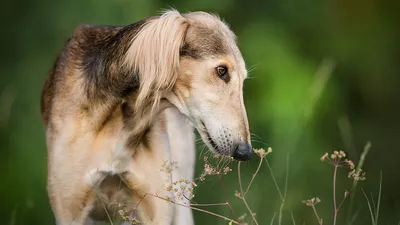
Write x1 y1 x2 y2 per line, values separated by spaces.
10 204 18 225
375 171 382 225
362 188 376 225
346 142 371 224
278 154 289 225
290 212 296 225
270 212 277 225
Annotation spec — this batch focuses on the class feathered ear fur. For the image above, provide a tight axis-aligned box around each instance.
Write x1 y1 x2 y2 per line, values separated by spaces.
124 10 189 114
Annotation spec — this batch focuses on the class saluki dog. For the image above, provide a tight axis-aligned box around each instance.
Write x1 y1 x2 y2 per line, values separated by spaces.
41 9 252 225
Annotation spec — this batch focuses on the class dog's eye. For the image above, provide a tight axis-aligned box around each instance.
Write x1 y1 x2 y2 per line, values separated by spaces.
216 66 229 82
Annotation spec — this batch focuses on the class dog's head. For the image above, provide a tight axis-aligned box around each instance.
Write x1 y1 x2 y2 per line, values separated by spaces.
125 10 252 160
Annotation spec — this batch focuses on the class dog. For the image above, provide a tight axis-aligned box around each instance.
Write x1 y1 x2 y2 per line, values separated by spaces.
40 9 252 225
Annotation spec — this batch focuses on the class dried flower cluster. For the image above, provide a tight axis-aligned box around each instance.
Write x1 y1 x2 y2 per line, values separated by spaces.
166 178 195 203
160 160 178 173
254 147 272 158
303 150 368 225
199 156 232 181
320 150 347 161
303 197 321 207
234 190 242 199
320 150 367 181
118 205 140 224
348 168 366 181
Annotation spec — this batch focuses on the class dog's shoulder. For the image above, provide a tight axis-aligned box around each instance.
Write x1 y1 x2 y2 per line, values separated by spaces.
40 20 148 128
40 25 123 127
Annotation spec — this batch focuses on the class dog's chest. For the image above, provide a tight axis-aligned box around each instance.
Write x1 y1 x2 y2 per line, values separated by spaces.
85 121 172 185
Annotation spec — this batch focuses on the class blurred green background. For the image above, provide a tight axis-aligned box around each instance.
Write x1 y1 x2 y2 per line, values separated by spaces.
1 0 399 224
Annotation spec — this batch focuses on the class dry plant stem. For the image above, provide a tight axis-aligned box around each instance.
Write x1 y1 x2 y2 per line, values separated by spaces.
190 202 230 207
263 156 287 225
148 193 239 224
278 154 290 225
311 205 323 225
218 174 239 219
264 158 284 200
336 185 355 211
333 165 338 225
238 162 259 225
244 157 263 196
238 162 245 194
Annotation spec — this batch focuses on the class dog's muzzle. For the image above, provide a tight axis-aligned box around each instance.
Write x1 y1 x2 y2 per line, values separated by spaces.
233 143 252 161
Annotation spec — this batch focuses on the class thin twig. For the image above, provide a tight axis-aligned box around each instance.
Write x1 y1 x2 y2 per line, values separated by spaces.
218 174 239 219
244 158 263 196
311 205 323 225
190 202 229 207
333 165 338 225
264 158 283 201
238 162 244 194
336 185 355 211
149 193 239 224
242 197 259 225
238 162 259 225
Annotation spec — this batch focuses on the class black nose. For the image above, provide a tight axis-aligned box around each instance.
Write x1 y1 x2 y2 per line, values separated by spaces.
233 143 252 161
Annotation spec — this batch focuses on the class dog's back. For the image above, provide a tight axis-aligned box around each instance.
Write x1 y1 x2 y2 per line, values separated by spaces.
41 25 128 128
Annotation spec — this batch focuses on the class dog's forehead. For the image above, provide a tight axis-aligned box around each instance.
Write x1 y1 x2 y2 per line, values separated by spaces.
181 12 246 75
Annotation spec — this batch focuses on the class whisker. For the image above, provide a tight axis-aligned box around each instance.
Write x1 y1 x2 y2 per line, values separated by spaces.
217 156 224 170
196 139 204 146
205 149 213 159
251 139 270 147
195 138 204 143
220 157 228 170
199 145 207 157
250 133 263 140
246 64 258 74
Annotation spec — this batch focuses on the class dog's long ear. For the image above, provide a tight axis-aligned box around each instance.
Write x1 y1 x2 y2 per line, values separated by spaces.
124 10 189 112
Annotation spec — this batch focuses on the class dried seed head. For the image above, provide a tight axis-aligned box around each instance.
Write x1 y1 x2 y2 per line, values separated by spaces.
344 159 355 169
302 196 321 207
348 169 366 181
320 152 329 161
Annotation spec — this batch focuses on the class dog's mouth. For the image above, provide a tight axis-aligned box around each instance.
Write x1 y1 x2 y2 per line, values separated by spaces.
199 121 220 154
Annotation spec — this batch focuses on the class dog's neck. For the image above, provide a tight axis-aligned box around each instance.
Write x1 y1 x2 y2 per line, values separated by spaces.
121 96 177 150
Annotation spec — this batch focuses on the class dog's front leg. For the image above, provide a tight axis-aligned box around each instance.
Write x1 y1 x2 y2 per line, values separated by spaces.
123 173 174 225
165 108 196 225
50 180 96 225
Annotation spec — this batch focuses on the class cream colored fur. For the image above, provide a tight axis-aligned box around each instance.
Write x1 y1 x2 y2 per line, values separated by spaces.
43 9 250 225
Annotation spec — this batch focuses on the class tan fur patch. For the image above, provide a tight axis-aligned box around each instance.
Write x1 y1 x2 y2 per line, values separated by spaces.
41 9 249 225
